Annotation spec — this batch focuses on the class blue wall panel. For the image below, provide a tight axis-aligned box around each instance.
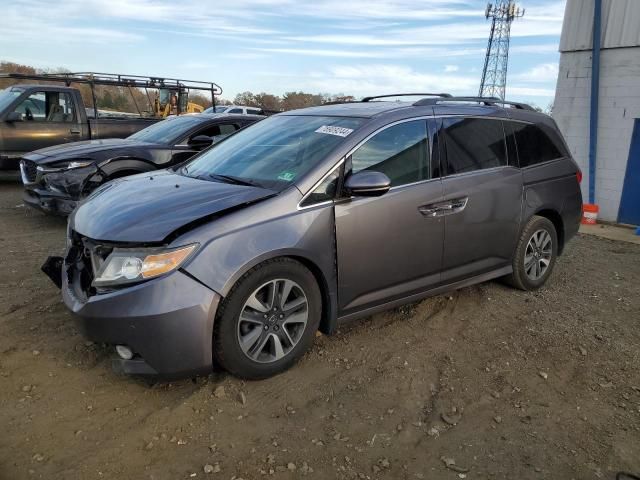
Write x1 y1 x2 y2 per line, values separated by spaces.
618 119 640 225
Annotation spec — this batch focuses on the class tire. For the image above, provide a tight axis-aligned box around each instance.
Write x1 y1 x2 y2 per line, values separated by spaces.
213 258 322 379
505 215 558 291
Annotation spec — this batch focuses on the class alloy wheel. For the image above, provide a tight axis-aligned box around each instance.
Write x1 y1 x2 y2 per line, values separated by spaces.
237 279 309 363
524 229 553 281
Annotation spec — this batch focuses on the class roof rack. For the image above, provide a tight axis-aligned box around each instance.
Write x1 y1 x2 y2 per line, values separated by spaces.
412 96 534 110
0 71 222 95
362 93 452 102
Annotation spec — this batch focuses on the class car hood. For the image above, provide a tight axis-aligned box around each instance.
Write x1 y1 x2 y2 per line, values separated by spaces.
24 139 159 164
71 170 276 243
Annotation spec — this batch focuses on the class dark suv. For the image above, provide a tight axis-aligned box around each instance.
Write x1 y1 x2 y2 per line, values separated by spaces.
44 94 583 380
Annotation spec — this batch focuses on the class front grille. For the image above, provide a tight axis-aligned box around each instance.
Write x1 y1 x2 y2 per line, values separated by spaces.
21 159 38 183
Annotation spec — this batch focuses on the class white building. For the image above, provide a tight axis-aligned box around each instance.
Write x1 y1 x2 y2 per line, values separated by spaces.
553 0 640 224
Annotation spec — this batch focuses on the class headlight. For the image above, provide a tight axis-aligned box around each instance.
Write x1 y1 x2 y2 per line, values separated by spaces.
38 160 94 173
92 244 198 287
65 161 93 170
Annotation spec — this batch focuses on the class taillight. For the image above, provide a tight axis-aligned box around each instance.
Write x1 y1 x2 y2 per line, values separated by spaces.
576 170 583 184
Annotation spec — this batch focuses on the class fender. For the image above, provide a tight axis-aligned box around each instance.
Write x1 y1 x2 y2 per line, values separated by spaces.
177 193 340 334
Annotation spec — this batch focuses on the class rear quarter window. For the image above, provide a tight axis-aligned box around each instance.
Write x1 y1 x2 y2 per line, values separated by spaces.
441 117 508 175
507 121 568 168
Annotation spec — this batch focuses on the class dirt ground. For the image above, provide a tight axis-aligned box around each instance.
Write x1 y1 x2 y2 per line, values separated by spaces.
0 181 639 480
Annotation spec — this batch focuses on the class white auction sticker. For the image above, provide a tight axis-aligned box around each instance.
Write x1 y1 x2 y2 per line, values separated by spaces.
315 125 354 137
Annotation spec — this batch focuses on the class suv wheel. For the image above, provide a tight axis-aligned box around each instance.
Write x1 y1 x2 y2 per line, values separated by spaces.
213 258 321 379
506 215 558 291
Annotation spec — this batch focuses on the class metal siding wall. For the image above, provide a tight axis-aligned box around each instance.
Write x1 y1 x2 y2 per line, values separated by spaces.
560 0 640 52
553 48 640 221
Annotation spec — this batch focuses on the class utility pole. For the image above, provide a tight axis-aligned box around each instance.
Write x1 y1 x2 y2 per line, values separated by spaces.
478 1 525 100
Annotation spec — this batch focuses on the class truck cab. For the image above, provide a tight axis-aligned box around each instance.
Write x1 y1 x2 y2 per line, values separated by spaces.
0 85 88 171
0 84 159 172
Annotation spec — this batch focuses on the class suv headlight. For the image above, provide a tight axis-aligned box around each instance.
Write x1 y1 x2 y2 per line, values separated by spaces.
92 244 198 287
64 160 94 170
39 160 94 173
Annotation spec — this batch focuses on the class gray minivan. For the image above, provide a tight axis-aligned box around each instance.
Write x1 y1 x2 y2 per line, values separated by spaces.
44 95 583 379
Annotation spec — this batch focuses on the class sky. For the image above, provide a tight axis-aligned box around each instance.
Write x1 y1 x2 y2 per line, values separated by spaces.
1 0 566 107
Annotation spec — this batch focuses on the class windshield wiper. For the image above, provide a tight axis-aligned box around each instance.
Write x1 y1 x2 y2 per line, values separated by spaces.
208 173 261 187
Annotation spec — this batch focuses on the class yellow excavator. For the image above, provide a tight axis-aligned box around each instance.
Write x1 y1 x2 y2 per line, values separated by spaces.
154 87 205 117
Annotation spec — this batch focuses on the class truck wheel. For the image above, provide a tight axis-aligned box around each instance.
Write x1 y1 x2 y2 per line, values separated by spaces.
505 215 558 291
213 258 322 379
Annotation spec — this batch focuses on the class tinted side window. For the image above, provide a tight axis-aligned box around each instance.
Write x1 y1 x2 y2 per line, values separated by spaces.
187 123 238 142
300 168 340 207
228 108 243 114
351 120 428 187
247 109 262 115
442 117 507 175
508 121 567 167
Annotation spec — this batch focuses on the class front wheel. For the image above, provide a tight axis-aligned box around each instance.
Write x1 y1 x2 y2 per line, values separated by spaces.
213 258 322 379
505 215 558 291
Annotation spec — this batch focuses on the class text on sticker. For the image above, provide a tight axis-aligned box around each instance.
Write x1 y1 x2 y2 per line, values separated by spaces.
315 125 354 137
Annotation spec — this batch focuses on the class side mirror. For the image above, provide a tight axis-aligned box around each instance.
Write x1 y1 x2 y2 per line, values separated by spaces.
188 135 213 150
344 171 391 197
5 111 22 122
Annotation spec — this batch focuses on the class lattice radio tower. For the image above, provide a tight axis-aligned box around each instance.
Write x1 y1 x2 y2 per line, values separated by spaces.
478 1 525 100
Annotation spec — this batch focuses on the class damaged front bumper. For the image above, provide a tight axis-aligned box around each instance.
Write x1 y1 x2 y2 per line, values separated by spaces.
21 162 99 216
44 234 221 379
23 187 79 216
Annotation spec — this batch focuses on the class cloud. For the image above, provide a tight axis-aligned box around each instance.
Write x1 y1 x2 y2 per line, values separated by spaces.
306 64 478 97
510 43 559 54
444 65 459 72
291 1 483 21
253 48 384 58
283 18 562 49
513 63 559 83
508 86 557 97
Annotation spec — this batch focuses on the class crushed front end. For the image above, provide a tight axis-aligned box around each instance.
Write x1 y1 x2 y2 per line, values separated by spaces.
20 159 101 216
51 230 221 378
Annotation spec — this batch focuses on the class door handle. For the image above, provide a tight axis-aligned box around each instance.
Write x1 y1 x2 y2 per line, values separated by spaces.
69 128 81 134
419 197 468 217
448 197 468 213
418 206 439 217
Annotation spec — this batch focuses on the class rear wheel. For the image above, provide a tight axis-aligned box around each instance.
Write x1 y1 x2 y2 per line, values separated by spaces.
213 258 321 379
505 215 558 291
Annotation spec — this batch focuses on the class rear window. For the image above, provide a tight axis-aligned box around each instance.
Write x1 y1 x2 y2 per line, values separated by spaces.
442 117 508 175
507 121 568 167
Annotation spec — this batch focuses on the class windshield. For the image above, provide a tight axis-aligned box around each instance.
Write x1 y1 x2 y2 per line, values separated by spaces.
182 115 365 190
0 87 24 112
128 116 205 144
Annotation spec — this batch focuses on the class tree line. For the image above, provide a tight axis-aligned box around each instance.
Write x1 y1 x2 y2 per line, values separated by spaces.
227 91 356 111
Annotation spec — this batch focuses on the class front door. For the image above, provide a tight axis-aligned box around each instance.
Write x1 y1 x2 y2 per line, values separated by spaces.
4 90 82 156
335 119 444 315
437 116 523 283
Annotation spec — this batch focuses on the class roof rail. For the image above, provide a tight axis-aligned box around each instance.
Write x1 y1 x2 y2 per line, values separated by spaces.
413 96 534 110
362 93 452 102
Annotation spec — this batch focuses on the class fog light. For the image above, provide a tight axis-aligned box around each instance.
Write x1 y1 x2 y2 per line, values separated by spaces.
115 345 134 360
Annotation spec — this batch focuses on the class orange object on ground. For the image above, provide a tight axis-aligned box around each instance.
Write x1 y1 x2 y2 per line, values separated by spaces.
581 203 599 224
